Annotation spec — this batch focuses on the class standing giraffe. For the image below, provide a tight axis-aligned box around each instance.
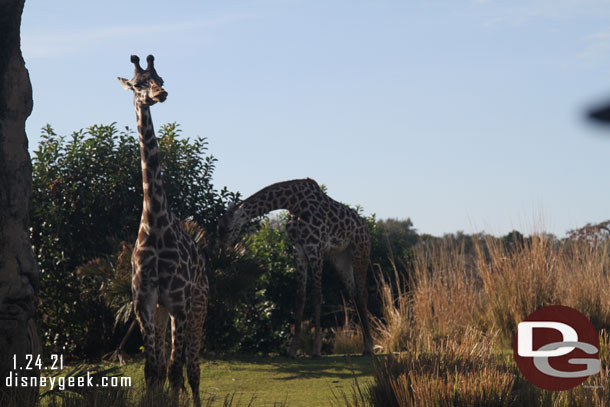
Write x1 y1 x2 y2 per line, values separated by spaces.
118 55 208 407
219 178 374 357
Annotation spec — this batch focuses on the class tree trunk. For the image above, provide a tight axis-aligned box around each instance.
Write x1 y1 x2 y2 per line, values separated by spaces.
0 0 40 403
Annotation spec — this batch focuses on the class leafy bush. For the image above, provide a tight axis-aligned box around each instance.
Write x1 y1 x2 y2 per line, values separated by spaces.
241 216 295 353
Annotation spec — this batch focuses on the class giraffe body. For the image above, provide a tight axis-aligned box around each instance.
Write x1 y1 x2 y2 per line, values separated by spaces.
118 55 208 407
220 178 374 356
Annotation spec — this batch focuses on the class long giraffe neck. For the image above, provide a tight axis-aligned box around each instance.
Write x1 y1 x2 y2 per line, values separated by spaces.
135 103 169 227
239 179 322 220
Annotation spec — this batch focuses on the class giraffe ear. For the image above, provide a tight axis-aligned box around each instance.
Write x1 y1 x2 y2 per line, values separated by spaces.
117 77 133 90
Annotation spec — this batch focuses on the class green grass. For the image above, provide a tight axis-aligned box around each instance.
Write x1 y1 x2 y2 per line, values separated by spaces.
175 355 372 406
47 355 374 407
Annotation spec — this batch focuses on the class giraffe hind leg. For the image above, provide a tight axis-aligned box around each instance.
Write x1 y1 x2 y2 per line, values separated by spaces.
167 304 188 395
309 253 324 358
186 283 207 407
154 305 169 385
353 252 374 356
332 248 374 355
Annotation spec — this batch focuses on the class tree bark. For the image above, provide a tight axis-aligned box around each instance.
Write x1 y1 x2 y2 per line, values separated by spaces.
0 0 40 402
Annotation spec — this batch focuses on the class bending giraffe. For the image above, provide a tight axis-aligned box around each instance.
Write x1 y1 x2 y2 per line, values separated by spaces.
118 55 208 407
219 178 374 357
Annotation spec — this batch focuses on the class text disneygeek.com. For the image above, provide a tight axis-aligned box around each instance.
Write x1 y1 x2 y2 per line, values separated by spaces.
6 354 132 391
6 371 132 391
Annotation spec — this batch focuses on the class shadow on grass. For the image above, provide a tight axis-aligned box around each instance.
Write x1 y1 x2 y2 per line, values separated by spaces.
204 354 375 381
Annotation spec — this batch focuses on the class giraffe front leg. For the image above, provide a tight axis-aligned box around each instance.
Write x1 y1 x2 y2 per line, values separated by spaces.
354 255 374 356
288 246 308 359
133 291 160 388
310 256 324 358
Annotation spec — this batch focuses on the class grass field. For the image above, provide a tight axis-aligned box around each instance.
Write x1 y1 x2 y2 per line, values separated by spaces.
42 355 374 407
196 355 373 405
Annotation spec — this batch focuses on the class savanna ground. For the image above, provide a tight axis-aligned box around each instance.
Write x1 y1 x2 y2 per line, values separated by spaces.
40 355 373 407
12 232 610 407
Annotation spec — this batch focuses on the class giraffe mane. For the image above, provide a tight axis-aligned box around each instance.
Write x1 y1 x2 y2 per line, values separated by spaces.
243 178 321 204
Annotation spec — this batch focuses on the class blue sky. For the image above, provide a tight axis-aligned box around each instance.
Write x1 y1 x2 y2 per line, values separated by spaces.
20 0 610 237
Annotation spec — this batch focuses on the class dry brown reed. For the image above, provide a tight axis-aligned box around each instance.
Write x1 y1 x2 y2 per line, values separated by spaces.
353 235 610 407
370 266 412 353
332 297 365 355
411 238 479 341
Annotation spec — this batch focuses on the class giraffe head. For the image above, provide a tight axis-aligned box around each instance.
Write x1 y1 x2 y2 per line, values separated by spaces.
117 55 167 105
218 203 248 248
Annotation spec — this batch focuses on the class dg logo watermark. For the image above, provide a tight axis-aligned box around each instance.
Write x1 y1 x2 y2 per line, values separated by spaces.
513 305 601 391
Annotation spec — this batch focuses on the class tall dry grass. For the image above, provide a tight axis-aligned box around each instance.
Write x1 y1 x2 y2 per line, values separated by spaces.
391 235 610 347
332 297 365 355
368 328 518 407
477 236 560 343
371 267 411 353
478 236 610 344
411 239 479 341
346 235 610 407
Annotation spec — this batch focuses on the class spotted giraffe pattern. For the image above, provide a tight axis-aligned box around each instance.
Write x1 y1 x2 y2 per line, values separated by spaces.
118 55 208 407
220 178 374 356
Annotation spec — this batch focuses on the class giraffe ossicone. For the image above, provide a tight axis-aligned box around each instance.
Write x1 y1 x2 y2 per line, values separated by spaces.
118 54 208 407
220 178 375 357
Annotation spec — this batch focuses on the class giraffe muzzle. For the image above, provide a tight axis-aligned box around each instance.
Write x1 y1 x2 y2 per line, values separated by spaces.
153 90 168 103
